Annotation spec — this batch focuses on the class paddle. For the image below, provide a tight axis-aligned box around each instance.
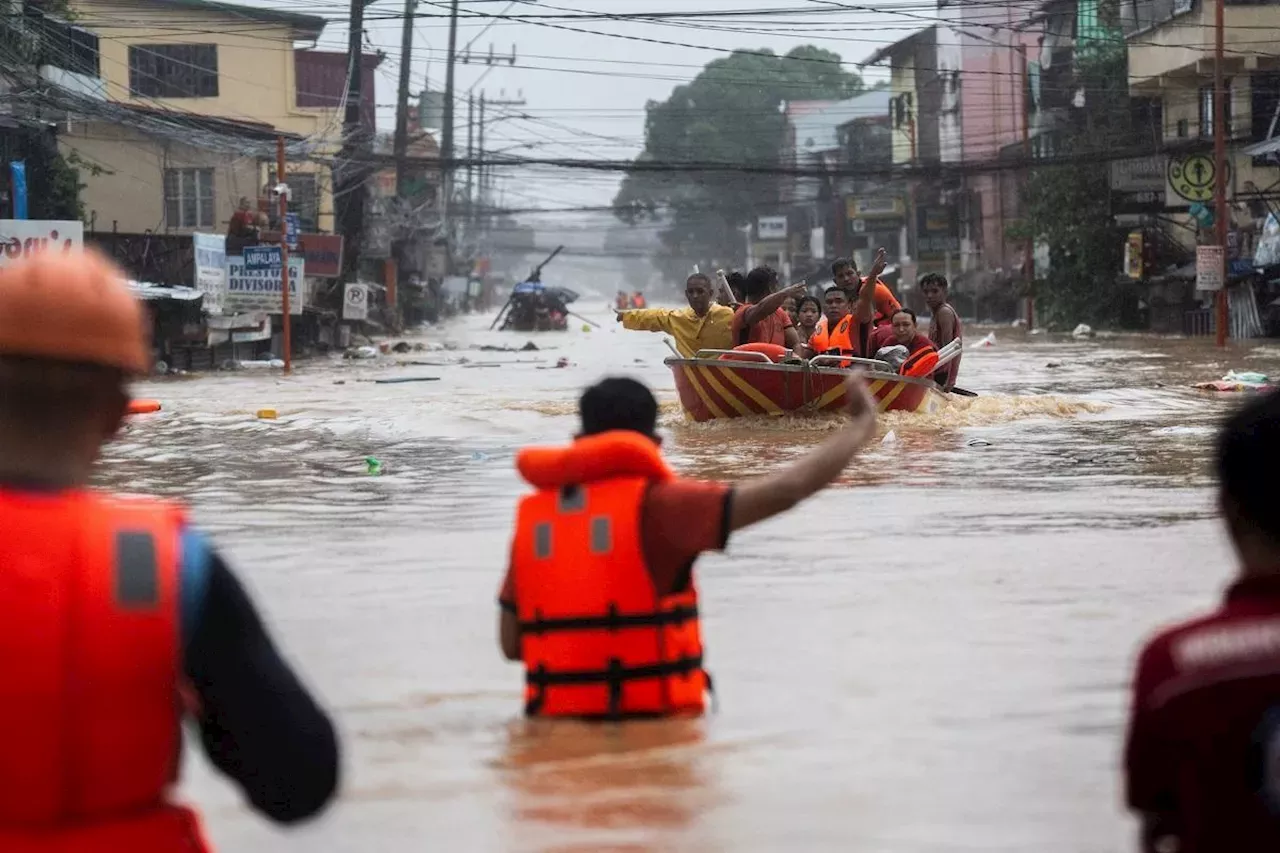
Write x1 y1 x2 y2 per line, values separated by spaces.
950 386 978 397
568 310 600 329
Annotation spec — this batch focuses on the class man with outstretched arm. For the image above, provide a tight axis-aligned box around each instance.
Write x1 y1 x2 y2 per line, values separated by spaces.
497 373 878 719
615 273 734 357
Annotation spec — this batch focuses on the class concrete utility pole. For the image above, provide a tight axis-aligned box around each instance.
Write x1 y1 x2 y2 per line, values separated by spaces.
466 94 475 228
1213 0 1229 347
393 0 417 198
439 0 460 255
477 92 526 233
336 0 369 281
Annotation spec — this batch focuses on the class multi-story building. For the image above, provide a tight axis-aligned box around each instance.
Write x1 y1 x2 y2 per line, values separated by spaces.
29 0 378 236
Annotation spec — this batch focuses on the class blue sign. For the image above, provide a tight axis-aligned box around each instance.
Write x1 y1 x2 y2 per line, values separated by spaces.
9 161 26 220
1230 259 1255 277
285 213 300 249
243 245 282 271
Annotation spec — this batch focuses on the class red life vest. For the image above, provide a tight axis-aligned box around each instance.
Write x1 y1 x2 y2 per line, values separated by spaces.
0 489 210 852
511 431 709 719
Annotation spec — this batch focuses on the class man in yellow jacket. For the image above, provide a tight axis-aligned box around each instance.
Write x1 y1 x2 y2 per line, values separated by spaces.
615 273 734 357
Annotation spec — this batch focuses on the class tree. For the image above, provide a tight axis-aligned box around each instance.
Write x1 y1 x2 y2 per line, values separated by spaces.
613 47 862 278
1013 34 1138 328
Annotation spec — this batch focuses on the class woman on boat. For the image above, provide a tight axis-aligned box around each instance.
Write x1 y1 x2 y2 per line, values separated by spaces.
781 294 800 329
872 308 935 356
795 295 822 345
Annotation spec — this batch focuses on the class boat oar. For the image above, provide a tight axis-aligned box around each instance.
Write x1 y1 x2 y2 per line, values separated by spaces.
489 291 516 330
950 386 978 397
568 310 600 329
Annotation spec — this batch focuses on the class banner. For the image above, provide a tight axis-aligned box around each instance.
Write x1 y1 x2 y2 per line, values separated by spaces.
260 232 344 277
192 233 226 315
226 254 306 315
10 162 27 220
343 282 368 321
0 220 82 267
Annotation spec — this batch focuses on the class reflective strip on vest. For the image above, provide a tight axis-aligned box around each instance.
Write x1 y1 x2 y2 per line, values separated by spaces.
533 523 553 559
115 531 159 610
590 516 612 555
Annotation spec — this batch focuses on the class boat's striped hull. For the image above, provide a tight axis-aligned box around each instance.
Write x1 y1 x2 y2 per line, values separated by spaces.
665 357 948 422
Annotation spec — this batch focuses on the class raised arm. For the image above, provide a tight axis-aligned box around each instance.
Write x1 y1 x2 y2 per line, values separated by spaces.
743 282 806 328
853 248 886 324
618 308 674 333
729 374 877 530
715 270 739 307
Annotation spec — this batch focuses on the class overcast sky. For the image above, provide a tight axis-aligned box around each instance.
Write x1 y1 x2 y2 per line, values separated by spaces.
268 0 924 220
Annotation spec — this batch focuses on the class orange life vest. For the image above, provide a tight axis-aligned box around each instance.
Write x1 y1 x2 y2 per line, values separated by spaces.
0 489 210 853
511 431 709 719
809 314 861 357
901 348 939 378
631 295 647 309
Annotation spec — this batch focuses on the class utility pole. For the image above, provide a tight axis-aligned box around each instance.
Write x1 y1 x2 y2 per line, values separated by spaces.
276 135 292 374
466 94 475 229
336 0 368 281
477 92 526 235
1213 0 1228 347
439 0 460 265
1020 43 1034 331
393 0 416 197
476 93 485 230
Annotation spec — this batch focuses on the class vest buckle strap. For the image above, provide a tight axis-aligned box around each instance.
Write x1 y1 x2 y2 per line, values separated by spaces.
525 654 704 687
519 604 699 636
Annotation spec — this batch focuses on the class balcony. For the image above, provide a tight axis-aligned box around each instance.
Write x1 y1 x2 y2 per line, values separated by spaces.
1125 0 1280 89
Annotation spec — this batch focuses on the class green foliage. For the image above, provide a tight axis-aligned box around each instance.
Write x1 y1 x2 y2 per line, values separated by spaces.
613 46 862 275
25 142 91 221
1014 51 1135 329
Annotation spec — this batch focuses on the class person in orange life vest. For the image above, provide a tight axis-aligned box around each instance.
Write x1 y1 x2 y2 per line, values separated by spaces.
922 273 962 390
795 295 822 345
631 292 647 309
832 255 900 326
795 248 885 361
498 373 879 718
615 290 630 311
730 266 803 349
870 308 936 356
0 251 338 850
1125 391 1280 853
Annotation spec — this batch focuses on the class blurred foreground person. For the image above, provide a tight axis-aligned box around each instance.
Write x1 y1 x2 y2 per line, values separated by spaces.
1125 390 1280 853
498 373 878 718
0 251 338 850
616 273 733 357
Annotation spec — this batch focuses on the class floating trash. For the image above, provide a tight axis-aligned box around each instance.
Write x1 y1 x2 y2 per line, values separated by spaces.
365 456 383 475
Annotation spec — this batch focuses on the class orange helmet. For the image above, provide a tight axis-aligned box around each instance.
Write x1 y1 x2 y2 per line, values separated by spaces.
0 248 150 374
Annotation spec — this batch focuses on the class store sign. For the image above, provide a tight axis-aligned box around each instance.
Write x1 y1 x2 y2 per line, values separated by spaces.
1168 154 1230 205
757 216 787 240
1196 245 1224 292
846 196 905 219
192 232 226 315
1110 156 1166 213
0 219 82 267
261 232 344 278
1125 231 1144 279
226 254 306 315
915 205 959 258
243 245 282 272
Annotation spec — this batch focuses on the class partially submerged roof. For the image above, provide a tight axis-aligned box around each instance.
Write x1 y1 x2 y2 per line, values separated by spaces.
128 0 326 40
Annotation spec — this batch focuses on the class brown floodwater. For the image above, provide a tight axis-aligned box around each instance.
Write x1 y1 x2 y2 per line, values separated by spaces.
101 302 1280 852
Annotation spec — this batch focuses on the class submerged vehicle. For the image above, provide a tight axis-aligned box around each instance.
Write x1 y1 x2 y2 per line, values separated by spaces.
491 246 578 332
663 340 961 421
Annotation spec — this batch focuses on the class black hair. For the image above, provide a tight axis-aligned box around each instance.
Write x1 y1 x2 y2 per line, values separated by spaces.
580 377 658 438
823 285 848 299
686 273 710 288
831 257 855 276
797 295 822 314
892 307 918 323
920 272 950 291
725 271 747 300
1218 391 1280 549
745 266 777 302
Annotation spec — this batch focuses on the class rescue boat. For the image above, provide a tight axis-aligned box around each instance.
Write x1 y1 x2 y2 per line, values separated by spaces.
663 345 957 422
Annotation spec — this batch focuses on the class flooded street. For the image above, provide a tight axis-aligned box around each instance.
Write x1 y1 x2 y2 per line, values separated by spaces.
103 302 1280 852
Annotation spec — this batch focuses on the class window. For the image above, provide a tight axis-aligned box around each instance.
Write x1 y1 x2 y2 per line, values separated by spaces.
129 44 218 98
163 168 215 229
1251 71 1280 142
1199 80 1232 137
30 12 100 77
1176 118 1189 138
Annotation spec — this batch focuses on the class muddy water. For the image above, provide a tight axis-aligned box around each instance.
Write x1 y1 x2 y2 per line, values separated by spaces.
103 304 1280 852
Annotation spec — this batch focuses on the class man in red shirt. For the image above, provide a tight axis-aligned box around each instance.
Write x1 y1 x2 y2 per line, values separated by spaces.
729 266 803 348
870 308 936 356
1125 390 1280 853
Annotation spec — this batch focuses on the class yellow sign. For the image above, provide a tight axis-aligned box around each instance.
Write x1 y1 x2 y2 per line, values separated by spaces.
1167 154 1221 203
1125 231 1144 279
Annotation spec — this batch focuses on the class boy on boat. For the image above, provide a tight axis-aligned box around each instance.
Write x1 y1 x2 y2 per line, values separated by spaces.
730 266 803 348
615 273 734 357
922 272 962 390
497 372 879 718
796 249 885 361
0 251 338 850
832 255 900 326
1125 389 1280 853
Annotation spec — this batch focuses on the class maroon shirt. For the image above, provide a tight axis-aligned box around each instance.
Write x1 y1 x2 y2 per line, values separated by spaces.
868 325 933 356
1125 574 1280 853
